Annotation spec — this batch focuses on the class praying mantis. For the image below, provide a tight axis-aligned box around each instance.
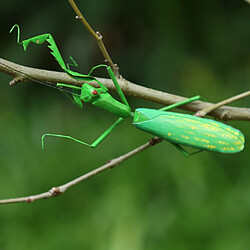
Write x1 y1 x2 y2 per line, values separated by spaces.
6 25 245 156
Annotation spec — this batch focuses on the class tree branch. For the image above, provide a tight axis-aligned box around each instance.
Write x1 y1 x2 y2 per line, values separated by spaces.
1 58 249 121
0 137 162 204
194 91 250 118
68 0 119 76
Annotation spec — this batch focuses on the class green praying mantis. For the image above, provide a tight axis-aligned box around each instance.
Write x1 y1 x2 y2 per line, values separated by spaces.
5 25 245 156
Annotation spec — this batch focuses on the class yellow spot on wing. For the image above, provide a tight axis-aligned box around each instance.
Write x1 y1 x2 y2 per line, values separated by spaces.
235 141 243 145
181 135 190 140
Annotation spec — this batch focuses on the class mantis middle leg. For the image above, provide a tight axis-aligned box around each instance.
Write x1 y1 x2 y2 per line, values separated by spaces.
41 117 124 149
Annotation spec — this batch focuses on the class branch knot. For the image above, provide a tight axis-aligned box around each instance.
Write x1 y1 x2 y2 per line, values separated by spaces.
49 187 62 196
96 31 102 40
75 15 82 20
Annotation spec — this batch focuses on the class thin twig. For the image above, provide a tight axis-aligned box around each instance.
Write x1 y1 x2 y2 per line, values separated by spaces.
9 76 26 86
0 137 162 204
68 0 119 76
194 91 250 118
1 58 249 121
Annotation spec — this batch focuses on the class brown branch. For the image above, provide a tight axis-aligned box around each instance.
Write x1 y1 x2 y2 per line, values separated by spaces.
0 137 162 204
1 58 249 121
194 91 250 118
68 0 119 76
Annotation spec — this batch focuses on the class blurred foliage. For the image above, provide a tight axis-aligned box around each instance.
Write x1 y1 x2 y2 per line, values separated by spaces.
0 0 250 249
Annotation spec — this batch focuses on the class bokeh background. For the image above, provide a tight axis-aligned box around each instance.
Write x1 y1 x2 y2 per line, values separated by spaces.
0 0 250 249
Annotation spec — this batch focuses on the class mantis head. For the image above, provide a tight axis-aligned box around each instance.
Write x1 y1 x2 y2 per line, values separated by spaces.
80 83 102 103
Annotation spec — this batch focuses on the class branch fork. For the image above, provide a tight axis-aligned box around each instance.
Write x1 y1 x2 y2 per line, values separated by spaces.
9 76 26 86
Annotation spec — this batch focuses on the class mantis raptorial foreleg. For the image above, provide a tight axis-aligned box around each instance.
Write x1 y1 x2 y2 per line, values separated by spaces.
56 83 83 107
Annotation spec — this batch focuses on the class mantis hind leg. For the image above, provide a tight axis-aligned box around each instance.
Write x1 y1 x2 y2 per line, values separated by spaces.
170 142 203 156
159 95 206 111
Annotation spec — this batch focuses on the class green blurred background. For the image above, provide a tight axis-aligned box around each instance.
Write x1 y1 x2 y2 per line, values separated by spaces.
0 0 250 249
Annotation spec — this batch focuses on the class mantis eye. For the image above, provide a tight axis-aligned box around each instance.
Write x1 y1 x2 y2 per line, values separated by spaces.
92 90 98 95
